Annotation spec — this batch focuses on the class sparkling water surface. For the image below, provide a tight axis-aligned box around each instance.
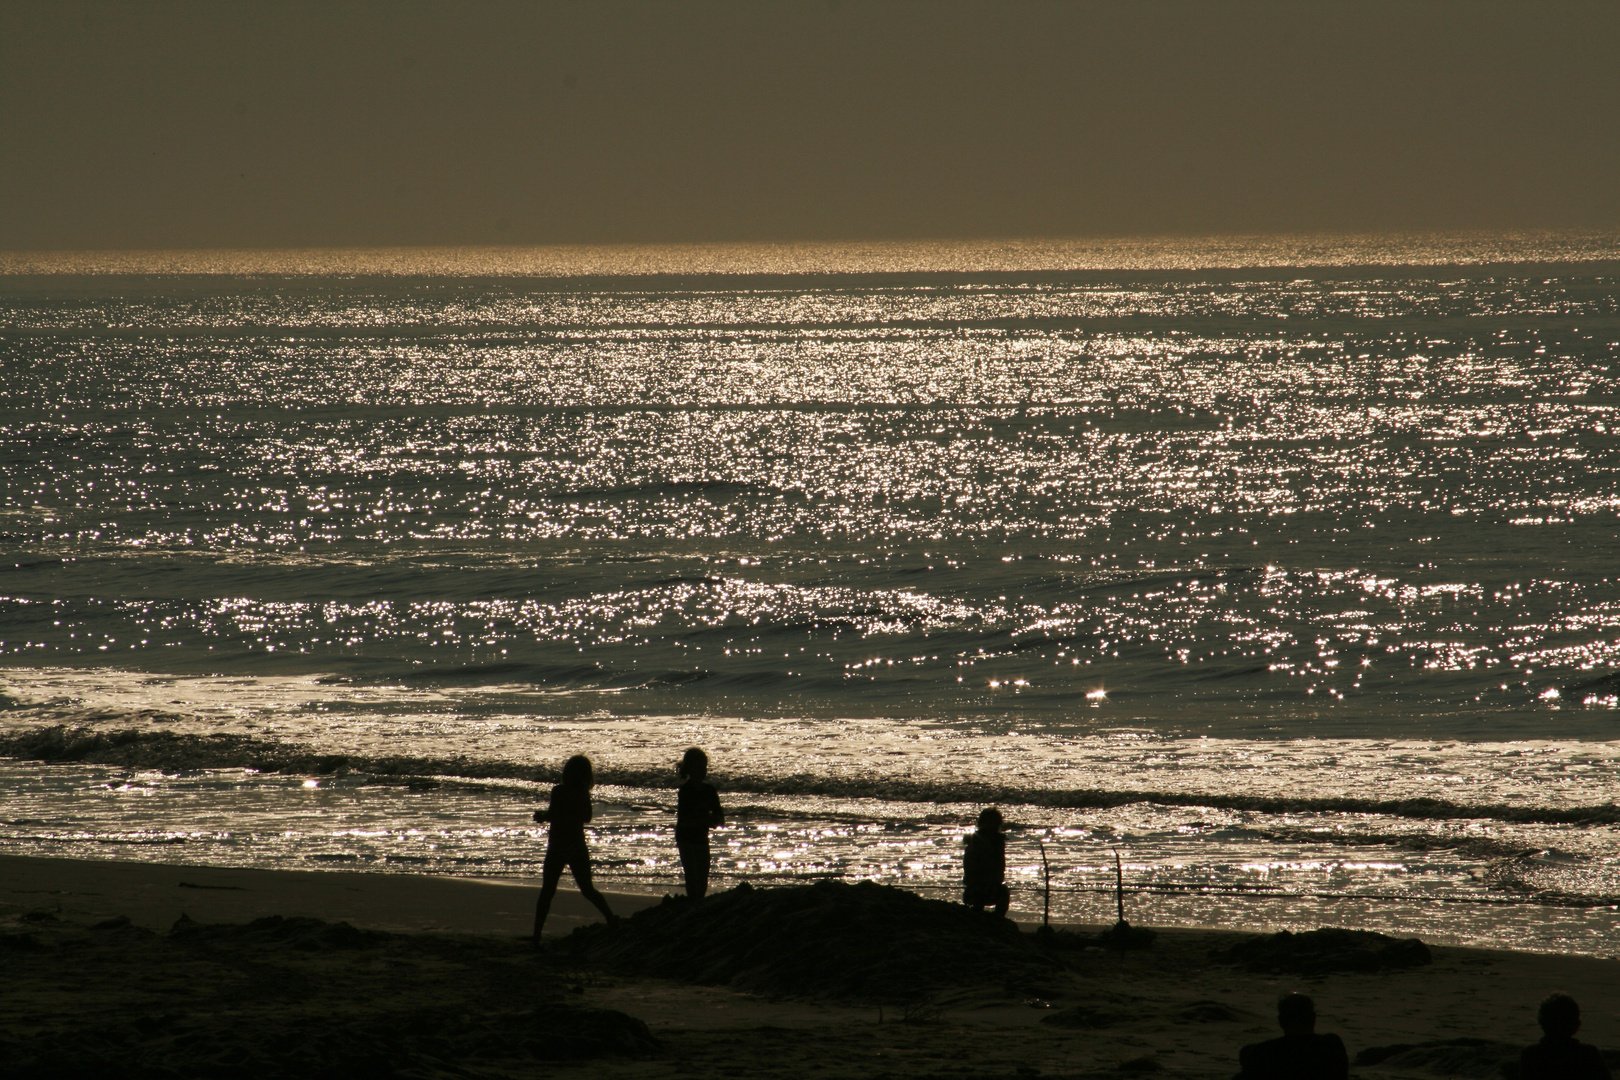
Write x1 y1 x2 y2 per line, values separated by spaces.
3 236 1619 954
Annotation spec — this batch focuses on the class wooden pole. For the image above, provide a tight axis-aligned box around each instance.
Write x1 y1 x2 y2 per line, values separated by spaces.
1038 840 1052 928
1113 848 1126 924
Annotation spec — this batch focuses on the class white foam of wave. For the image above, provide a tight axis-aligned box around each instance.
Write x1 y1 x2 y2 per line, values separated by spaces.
5 666 1619 812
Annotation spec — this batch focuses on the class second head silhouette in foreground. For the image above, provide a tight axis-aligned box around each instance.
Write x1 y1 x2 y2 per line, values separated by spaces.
1521 993 1611 1080
531 754 617 940
962 807 1010 917
1238 993 1349 1080
675 747 725 899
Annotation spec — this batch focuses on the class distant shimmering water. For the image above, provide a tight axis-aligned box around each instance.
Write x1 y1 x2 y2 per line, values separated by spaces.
3 237 1620 955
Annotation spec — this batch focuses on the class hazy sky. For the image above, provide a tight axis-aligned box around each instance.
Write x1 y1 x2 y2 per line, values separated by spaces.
3 1 1618 249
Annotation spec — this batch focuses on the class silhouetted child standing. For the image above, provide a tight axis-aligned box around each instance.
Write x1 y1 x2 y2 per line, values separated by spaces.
1521 993 1611 1080
962 807 1010 917
531 754 617 940
675 747 724 899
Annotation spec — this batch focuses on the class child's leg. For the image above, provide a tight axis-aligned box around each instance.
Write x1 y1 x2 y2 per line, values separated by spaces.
533 859 565 939
678 834 711 899
570 854 618 924
992 883 1010 918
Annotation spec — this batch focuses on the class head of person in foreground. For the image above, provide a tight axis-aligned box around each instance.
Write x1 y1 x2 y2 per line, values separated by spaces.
1277 993 1317 1037
562 754 594 789
1539 993 1582 1040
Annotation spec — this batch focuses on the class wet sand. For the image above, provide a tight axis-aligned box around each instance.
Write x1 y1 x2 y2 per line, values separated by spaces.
0 852 664 937
3 854 1618 1079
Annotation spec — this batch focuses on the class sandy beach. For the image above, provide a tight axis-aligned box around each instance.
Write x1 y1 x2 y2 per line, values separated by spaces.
0 852 667 938
4 854 1618 1079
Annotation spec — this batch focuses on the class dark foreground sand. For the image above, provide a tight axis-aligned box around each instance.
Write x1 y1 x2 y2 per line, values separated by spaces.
3 854 1618 1079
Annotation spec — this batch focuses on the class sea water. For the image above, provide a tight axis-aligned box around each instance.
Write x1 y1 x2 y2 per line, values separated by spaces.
3 236 1619 955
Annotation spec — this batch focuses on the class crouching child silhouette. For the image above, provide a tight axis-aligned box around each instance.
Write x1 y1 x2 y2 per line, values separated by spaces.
675 747 724 899
1237 993 1348 1080
1521 993 1611 1080
531 754 617 940
963 807 1010 917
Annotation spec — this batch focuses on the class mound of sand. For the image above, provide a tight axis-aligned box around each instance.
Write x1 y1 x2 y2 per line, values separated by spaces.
0 911 658 1078
571 880 1066 1003
1041 1003 1135 1029
1215 927 1432 975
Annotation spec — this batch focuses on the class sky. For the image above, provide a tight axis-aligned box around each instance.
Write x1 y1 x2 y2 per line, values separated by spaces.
3 1 1618 250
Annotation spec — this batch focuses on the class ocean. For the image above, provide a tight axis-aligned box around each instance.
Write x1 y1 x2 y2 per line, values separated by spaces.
3 234 1619 955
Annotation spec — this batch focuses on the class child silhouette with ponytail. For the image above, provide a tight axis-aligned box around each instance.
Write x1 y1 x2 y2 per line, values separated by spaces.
531 754 617 940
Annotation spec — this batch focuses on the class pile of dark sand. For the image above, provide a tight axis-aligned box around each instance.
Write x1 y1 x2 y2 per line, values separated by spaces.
1040 1002 1137 1030
1215 926 1432 975
0 911 656 1079
571 880 1065 1003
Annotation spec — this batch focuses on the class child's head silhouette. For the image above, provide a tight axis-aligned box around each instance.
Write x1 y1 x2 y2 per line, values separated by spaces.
977 807 1003 832
562 754 594 788
679 747 709 781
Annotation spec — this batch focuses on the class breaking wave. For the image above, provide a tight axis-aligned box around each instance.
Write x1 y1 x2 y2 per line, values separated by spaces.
6 722 1618 829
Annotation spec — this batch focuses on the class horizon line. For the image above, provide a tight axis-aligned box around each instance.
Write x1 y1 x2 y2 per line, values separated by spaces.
4 229 1620 278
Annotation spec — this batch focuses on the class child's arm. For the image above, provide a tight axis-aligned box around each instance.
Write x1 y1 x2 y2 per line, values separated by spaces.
709 786 724 828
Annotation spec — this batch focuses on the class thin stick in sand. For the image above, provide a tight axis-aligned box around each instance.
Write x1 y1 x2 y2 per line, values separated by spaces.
1038 839 1052 929
1114 848 1126 925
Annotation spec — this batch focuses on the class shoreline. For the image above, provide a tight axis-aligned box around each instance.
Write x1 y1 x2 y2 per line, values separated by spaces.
8 849 1620 977
6 845 1618 961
